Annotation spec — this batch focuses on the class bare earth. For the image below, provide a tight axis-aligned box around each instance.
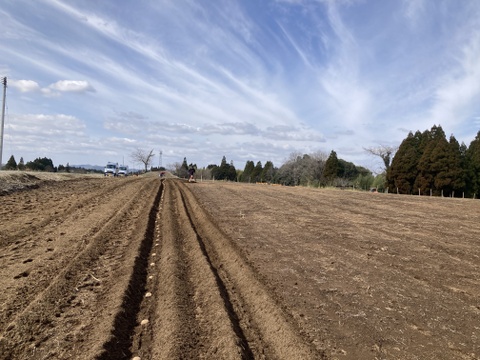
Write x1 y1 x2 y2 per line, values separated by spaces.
0 172 479 359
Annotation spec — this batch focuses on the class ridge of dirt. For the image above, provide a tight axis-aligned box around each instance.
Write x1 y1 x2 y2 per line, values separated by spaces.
0 171 101 196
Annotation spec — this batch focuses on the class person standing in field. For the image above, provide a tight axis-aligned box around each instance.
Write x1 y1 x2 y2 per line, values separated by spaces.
188 167 195 182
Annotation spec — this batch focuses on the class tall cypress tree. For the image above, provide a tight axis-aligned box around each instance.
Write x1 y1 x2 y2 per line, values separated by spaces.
251 161 263 183
5 155 17 170
262 161 275 183
433 135 464 197
18 157 25 171
387 131 424 194
414 125 450 195
241 160 255 182
466 131 480 197
324 150 340 183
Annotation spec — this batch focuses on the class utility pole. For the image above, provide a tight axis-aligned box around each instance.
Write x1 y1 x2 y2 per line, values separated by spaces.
159 150 162 168
0 77 7 169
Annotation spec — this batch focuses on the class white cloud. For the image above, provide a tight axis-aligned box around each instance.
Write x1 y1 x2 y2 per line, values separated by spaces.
48 80 95 93
7 113 86 136
9 79 41 92
8 79 94 96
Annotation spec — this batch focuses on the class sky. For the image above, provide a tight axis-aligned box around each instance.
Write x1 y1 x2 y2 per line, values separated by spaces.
1 0 480 172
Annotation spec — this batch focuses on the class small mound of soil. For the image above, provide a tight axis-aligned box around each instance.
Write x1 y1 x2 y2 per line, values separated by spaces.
0 173 42 195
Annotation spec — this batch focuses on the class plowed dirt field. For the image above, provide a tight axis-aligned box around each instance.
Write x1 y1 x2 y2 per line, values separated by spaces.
0 173 479 360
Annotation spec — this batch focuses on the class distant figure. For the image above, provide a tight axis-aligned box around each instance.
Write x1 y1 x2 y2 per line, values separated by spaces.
188 167 195 182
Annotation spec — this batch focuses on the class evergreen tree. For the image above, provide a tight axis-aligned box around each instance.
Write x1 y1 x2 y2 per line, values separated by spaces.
262 161 275 183
227 160 237 181
251 161 263 182
18 157 25 171
323 150 340 182
241 160 255 182
459 141 468 193
211 156 236 181
26 157 55 172
338 159 359 179
414 125 450 195
387 130 426 194
5 155 17 170
433 135 465 197
466 131 480 197
179 157 189 178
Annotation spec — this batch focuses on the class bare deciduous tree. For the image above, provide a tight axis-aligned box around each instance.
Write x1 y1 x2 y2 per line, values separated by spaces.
364 145 397 172
131 148 155 172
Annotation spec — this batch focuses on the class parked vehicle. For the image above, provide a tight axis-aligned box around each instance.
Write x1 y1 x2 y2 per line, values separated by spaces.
104 162 118 176
118 165 129 176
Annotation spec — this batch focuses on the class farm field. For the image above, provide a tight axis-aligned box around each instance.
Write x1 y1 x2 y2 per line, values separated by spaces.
0 173 479 359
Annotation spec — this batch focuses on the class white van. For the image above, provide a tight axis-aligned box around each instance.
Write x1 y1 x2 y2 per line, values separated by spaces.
118 165 129 176
104 162 118 176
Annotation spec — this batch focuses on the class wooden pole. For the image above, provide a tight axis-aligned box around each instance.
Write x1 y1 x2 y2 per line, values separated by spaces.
0 77 7 168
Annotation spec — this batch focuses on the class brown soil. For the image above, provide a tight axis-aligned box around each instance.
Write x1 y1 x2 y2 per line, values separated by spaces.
0 174 479 359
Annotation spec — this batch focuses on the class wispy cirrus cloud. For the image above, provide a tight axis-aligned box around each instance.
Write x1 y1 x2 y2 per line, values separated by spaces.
428 19 480 133
2 0 480 170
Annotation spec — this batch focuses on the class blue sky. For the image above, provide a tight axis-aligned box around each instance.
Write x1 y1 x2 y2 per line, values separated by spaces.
1 0 480 171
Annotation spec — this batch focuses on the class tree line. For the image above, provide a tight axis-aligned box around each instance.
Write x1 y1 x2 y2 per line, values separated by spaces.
172 152 379 190
3 155 56 172
386 125 480 197
1 155 101 174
